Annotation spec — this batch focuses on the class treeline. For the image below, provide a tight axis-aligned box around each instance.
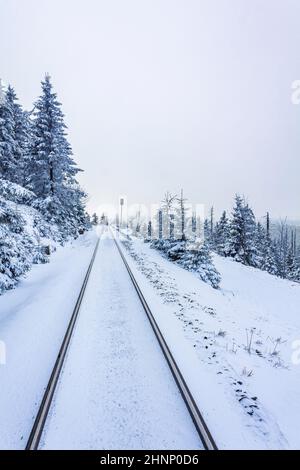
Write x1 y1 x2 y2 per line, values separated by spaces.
0 75 90 293
207 195 300 282
127 192 300 289
134 191 222 289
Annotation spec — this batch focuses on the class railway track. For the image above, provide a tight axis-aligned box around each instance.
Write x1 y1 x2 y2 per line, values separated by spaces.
26 228 217 451
111 229 217 451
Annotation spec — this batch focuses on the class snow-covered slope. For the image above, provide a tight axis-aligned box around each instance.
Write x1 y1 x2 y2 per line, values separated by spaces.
121 236 300 449
0 178 83 295
0 231 97 449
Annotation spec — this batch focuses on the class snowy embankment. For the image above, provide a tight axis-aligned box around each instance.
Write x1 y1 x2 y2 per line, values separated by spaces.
120 235 300 450
0 230 97 449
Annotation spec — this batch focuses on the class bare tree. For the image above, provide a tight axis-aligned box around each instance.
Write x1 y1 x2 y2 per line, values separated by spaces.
161 191 177 238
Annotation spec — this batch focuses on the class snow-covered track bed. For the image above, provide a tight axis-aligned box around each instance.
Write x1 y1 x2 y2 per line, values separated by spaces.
111 229 217 451
32 229 205 450
25 238 100 450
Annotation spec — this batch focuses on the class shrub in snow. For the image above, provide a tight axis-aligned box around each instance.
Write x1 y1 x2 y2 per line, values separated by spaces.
150 239 185 258
179 241 221 289
166 240 186 261
150 238 220 289
0 198 33 293
0 179 56 293
32 245 50 265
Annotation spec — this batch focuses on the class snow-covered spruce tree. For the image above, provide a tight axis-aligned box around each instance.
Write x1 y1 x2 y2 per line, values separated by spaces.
227 195 244 260
254 222 266 269
262 238 278 275
91 213 99 225
214 210 230 256
0 86 17 181
228 195 257 266
5 86 32 186
284 230 300 281
179 240 221 289
286 246 300 281
29 75 88 237
260 214 278 275
203 218 212 246
273 222 290 279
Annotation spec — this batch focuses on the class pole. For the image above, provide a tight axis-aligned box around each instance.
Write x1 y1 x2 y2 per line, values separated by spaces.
120 197 124 229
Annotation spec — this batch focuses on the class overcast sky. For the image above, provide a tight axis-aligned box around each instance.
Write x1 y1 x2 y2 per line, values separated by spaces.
1 0 300 219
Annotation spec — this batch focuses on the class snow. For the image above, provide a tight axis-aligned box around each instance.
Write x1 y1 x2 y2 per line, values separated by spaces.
0 230 97 449
1 223 299 450
40 231 202 450
0 178 35 203
118 234 300 450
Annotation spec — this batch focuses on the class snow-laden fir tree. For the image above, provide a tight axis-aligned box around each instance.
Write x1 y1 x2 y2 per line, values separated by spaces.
180 240 221 289
284 229 300 281
0 86 16 181
254 222 266 268
228 195 257 266
214 210 230 256
5 86 32 186
91 213 99 225
286 246 300 281
0 77 91 295
260 213 277 275
273 222 290 279
29 75 88 236
203 218 211 245
262 238 278 275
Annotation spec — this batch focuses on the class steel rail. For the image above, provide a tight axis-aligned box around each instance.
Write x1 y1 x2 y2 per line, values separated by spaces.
25 237 100 450
111 230 218 451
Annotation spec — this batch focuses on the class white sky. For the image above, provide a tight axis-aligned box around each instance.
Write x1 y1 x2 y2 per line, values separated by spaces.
1 0 300 219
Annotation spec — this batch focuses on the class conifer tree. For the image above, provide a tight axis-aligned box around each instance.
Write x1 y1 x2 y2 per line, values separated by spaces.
228 195 257 266
260 213 277 275
180 240 221 289
5 86 32 186
30 75 88 235
91 213 99 225
0 86 16 181
214 210 230 256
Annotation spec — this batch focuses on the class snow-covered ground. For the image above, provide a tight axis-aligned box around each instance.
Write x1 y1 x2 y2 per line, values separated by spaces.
119 234 300 450
0 230 97 449
1 224 299 450
41 232 202 450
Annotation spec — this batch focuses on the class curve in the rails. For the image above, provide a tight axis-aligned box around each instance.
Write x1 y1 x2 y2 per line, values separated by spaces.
26 237 100 450
111 229 217 451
